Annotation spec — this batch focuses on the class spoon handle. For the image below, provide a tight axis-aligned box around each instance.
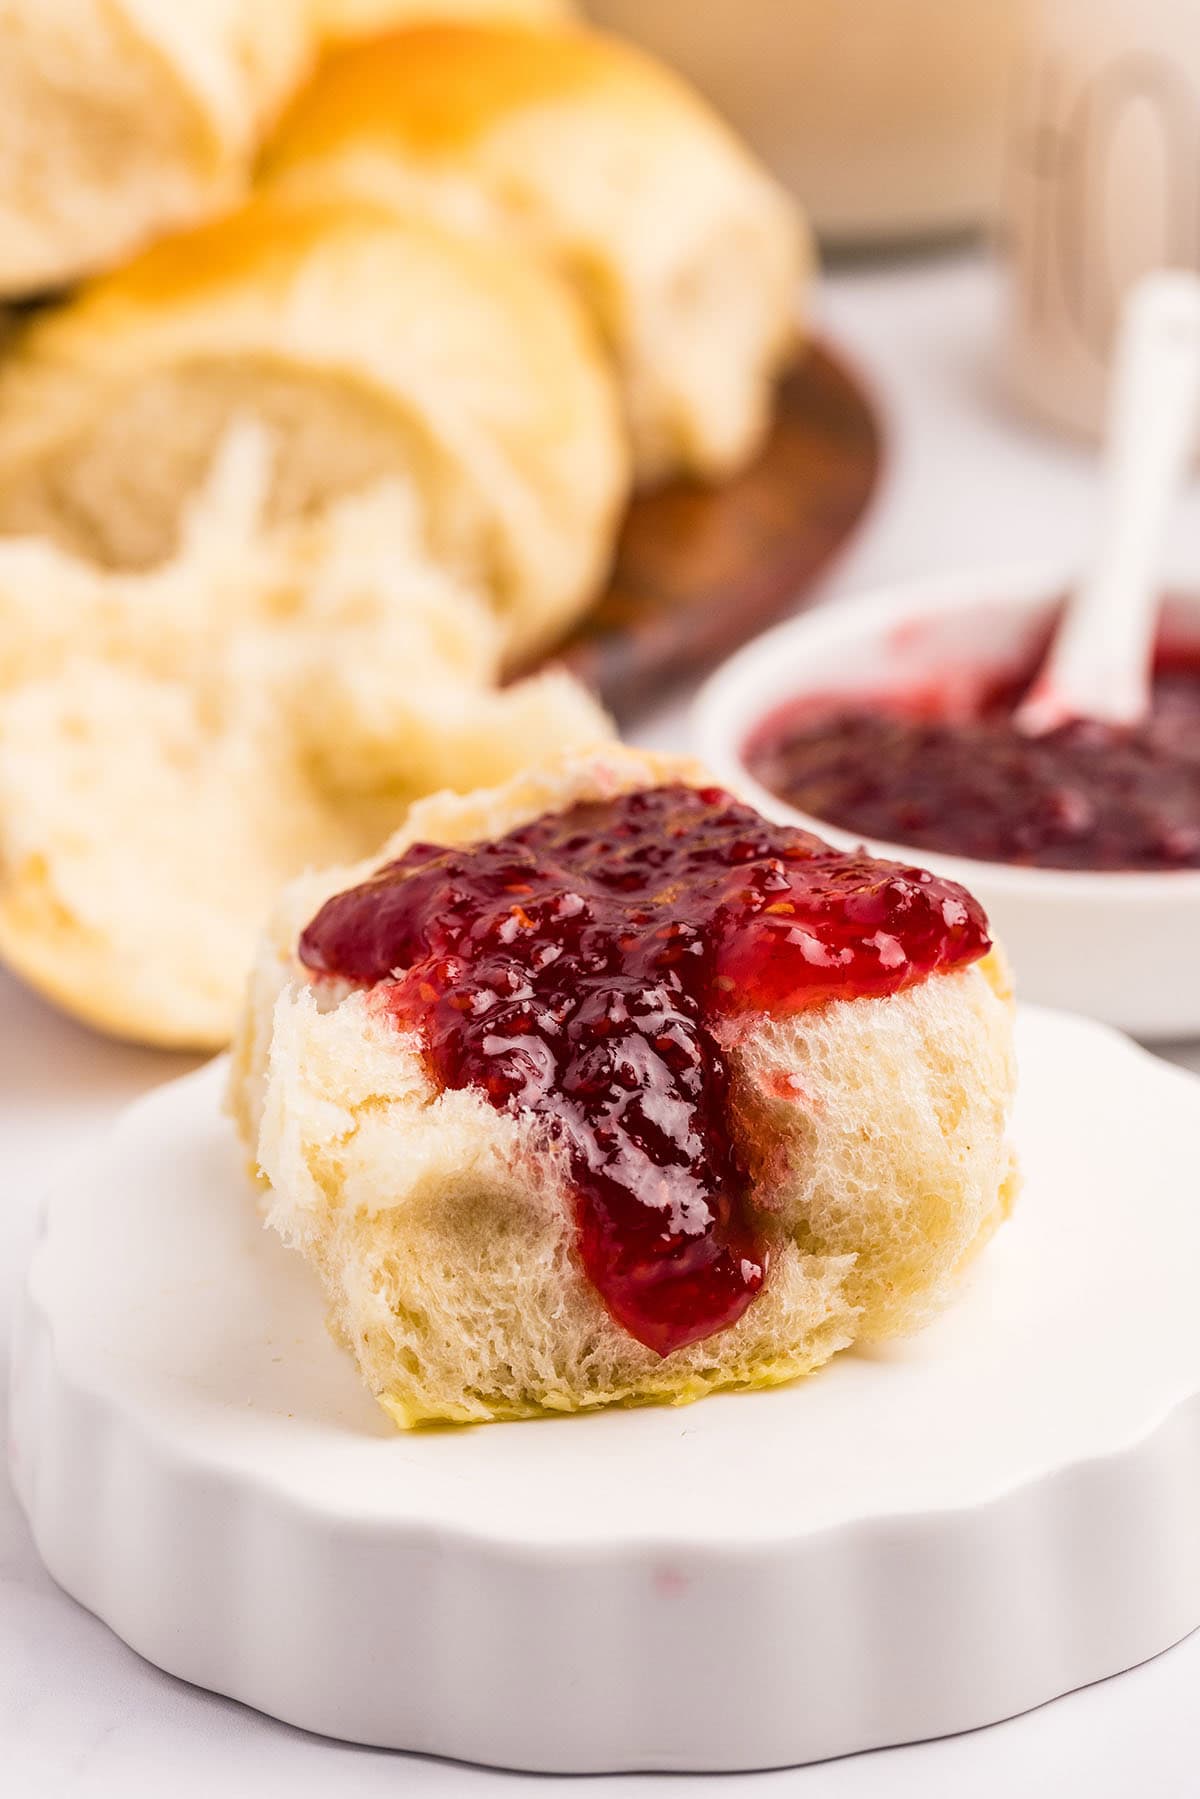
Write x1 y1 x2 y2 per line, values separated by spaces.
1016 270 1200 735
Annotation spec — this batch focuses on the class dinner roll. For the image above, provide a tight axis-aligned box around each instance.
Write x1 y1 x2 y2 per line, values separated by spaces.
0 0 311 297
264 23 809 483
0 192 628 663
232 747 1018 1427
0 429 612 1048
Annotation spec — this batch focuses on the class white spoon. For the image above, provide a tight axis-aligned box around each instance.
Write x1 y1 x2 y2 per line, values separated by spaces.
1015 269 1200 736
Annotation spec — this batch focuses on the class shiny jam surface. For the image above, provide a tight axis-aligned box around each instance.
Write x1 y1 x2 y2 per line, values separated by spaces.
299 785 990 1355
746 648 1200 872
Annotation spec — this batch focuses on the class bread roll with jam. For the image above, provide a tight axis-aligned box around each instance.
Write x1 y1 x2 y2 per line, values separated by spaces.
264 22 808 483
0 429 612 1049
232 747 1018 1428
0 191 628 663
0 0 311 298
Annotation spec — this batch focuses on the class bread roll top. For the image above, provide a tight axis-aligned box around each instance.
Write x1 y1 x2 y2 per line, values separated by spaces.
265 21 809 480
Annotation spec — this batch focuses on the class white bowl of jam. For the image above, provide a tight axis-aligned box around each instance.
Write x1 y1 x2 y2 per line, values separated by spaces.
694 564 1200 1039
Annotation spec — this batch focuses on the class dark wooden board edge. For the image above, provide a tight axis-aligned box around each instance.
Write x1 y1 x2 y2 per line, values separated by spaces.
539 342 883 725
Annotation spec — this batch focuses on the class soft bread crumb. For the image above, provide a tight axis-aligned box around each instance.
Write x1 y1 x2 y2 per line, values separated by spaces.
0 428 611 1048
233 747 1018 1426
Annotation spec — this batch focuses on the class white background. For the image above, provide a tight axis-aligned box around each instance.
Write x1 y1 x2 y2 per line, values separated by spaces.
4 250 1199 1795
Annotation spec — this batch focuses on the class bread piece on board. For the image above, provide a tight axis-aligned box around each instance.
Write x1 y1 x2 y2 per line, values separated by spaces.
0 0 312 297
232 747 1018 1427
265 22 809 483
0 191 629 663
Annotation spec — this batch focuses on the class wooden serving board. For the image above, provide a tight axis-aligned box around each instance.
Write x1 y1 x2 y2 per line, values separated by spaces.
547 342 882 725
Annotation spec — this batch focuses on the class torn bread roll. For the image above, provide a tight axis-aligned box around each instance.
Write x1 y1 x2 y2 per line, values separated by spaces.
0 192 629 663
0 430 612 1049
232 746 1018 1427
0 0 312 298
264 21 809 483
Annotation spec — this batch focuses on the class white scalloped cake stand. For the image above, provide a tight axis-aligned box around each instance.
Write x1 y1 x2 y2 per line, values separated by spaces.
10 1006 1200 1773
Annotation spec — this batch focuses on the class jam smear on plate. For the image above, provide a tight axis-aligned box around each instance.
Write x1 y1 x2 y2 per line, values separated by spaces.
300 785 989 1356
747 646 1200 872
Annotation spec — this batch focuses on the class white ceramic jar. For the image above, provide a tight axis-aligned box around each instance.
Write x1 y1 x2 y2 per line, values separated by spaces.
1005 0 1200 438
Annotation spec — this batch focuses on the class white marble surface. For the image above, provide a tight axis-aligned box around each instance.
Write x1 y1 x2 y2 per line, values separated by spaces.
3 249 1199 1795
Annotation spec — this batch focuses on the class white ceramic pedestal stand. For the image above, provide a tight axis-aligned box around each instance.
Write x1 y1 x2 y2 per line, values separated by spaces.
10 1006 1200 1774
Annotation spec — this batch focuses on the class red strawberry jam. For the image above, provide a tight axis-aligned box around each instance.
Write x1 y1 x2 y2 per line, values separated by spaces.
746 645 1200 872
299 784 990 1356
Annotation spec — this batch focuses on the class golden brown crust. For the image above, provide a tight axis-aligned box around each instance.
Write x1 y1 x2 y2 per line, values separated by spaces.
315 0 574 46
272 23 711 156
